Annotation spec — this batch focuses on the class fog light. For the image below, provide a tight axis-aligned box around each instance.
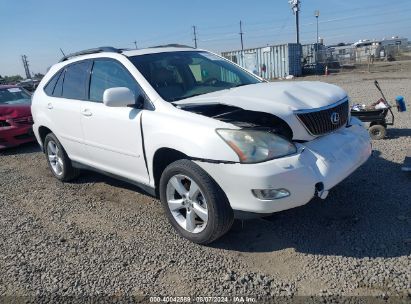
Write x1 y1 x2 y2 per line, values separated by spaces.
252 188 290 200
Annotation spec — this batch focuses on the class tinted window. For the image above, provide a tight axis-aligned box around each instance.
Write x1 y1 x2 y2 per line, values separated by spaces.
129 51 260 102
89 60 141 103
53 70 65 97
44 70 62 96
62 61 90 100
0 87 31 104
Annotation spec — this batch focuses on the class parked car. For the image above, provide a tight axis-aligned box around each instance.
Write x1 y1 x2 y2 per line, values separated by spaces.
0 85 35 149
31 46 372 244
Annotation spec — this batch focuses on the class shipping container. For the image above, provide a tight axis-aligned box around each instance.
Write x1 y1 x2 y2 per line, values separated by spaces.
221 43 302 79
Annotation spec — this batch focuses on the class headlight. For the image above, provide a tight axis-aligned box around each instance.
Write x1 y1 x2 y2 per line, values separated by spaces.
216 129 297 163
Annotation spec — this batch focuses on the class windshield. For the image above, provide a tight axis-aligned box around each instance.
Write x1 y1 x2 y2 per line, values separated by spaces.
129 51 261 102
0 87 31 105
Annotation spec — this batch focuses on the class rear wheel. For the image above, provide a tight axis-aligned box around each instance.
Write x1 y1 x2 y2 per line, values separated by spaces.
44 133 80 181
369 124 386 140
159 159 234 244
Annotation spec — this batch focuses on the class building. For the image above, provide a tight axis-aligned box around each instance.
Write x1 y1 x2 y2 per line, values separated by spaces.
221 43 302 79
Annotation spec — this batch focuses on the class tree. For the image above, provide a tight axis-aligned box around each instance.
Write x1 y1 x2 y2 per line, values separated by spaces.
33 73 45 80
2 75 23 84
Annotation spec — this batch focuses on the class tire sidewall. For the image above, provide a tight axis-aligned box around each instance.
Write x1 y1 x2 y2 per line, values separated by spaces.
159 160 222 244
369 125 386 140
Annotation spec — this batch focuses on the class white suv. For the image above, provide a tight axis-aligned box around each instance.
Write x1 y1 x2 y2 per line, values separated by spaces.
32 45 371 244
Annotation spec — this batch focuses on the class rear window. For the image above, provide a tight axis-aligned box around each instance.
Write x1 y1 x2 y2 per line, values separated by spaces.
0 87 31 104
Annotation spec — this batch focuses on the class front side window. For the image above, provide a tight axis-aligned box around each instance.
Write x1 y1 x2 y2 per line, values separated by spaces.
129 51 261 102
89 59 141 103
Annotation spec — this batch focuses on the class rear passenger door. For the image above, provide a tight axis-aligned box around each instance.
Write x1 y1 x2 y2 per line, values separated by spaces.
80 58 149 184
43 60 91 162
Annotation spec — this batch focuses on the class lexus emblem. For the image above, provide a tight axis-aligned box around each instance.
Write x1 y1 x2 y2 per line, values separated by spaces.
330 112 340 125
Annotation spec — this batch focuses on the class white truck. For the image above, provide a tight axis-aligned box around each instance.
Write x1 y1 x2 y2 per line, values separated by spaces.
31 46 371 244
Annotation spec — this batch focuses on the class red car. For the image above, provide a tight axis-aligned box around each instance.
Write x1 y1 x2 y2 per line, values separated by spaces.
0 85 35 149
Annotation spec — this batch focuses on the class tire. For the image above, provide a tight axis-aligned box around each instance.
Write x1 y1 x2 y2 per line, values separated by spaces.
369 124 386 140
159 159 234 244
44 133 80 181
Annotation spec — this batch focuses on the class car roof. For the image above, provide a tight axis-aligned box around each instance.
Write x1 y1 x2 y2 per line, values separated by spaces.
122 47 202 57
58 45 205 64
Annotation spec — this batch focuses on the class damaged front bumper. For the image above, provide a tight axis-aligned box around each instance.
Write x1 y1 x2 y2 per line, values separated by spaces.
0 125 35 149
195 122 371 217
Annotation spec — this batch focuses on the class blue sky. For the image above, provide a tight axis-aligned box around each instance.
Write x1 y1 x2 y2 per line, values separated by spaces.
1 0 410 76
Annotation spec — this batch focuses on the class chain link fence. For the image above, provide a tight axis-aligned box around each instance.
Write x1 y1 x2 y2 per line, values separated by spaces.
302 43 411 75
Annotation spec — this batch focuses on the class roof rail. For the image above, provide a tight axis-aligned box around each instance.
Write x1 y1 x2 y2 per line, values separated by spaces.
59 46 122 62
148 44 194 49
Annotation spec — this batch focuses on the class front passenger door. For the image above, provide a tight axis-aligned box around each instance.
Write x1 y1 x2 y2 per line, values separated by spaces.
80 59 149 184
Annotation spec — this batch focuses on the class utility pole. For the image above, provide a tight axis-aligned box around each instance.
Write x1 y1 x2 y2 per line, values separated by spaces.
133 41 138 49
21 55 32 79
289 0 300 44
239 20 244 54
192 26 198 48
314 10 320 73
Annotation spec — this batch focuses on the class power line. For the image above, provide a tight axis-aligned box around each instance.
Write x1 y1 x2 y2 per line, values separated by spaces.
120 2 410 51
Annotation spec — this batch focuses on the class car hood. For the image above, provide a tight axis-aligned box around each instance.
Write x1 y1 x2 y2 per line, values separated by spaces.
174 81 347 112
0 104 32 118
174 81 348 140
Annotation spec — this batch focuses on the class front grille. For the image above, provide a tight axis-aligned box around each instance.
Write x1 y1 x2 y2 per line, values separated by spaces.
296 100 349 136
13 116 34 125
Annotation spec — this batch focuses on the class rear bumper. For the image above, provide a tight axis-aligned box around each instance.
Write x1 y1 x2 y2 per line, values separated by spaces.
195 123 371 215
0 126 35 149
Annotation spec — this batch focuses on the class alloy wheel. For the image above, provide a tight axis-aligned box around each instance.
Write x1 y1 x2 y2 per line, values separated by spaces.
166 174 208 233
47 141 63 176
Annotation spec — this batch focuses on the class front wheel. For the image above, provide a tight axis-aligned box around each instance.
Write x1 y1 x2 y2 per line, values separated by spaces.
159 159 234 244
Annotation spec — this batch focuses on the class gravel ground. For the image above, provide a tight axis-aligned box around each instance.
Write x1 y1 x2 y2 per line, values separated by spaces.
0 65 410 302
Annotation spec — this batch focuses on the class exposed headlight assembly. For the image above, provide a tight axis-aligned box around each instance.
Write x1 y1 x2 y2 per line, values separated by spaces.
216 129 297 163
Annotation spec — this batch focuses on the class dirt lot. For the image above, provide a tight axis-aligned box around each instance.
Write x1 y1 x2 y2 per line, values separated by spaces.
1 65 410 301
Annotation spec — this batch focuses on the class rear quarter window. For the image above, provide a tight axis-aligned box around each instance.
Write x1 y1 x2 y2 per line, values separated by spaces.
44 61 90 99
44 70 62 96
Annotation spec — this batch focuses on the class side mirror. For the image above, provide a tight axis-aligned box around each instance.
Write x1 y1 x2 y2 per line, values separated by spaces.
103 87 135 107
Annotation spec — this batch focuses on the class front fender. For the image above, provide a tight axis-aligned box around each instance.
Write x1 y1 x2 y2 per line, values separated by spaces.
141 109 239 185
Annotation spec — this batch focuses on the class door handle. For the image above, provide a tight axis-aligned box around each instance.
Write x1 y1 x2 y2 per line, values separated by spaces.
47 103 53 110
81 109 93 117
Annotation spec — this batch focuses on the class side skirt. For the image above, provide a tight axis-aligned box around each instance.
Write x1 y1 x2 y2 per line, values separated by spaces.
71 161 157 197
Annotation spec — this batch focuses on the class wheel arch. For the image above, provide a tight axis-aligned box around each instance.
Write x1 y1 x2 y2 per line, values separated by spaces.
38 125 53 151
152 147 189 196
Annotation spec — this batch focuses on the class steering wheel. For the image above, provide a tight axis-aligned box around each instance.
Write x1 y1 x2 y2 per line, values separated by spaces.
203 78 219 86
